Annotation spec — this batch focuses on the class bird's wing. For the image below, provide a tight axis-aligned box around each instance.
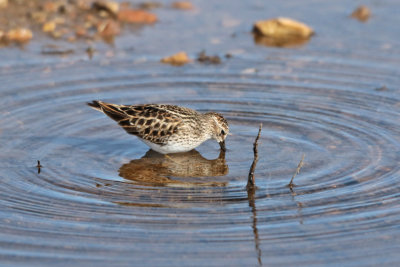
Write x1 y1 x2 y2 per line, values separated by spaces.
88 101 182 145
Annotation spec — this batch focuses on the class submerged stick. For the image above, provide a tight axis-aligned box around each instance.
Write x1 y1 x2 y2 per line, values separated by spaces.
247 124 262 189
288 154 305 188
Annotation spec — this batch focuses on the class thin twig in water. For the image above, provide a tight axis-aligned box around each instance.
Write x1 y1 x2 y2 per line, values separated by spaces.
36 160 42 174
288 154 305 188
247 124 262 189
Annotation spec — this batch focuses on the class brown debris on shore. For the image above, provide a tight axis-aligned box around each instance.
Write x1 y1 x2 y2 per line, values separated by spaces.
197 51 221 64
0 0 158 46
117 8 157 24
92 0 119 17
0 0 7 9
171 1 194 10
5 28 33 43
253 17 314 48
138 2 163 10
253 18 314 39
351 5 371 22
97 19 120 39
161 51 191 66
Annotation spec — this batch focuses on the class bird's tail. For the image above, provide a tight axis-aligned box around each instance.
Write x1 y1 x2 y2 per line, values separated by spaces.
87 100 103 111
87 100 128 122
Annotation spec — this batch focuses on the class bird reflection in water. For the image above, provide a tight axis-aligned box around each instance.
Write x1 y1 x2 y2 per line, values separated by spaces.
119 150 228 187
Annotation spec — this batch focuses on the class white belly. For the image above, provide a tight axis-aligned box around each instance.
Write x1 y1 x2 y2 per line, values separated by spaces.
139 139 206 154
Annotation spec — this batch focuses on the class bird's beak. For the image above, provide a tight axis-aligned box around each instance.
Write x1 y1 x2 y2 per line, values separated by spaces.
219 140 226 152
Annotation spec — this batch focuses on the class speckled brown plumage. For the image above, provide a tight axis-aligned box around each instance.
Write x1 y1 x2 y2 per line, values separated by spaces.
88 100 229 154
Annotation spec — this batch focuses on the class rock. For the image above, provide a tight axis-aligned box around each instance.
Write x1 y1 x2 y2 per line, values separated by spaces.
6 28 33 43
253 17 314 39
97 19 121 38
351 5 371 22
225 53 232 59
138 2 162 9
92 1 120 17
117 8 157 24
31 11 48 24
53 17 66 25
50 30 63 39
43 1 58 12
85 14 99 28
57 4 68 14
0 0 7 9
171 1 193 10
43 21 57 33
75 26 87 37
76 0 92 10
67 36 76 42
161 52 191 66
197 51 221 64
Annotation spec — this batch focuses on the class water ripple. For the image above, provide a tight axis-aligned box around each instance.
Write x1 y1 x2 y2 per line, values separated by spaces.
1 53 400 265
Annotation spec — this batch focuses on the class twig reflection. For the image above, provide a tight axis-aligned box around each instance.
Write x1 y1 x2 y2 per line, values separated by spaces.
247 186 262 266
289 187 304 225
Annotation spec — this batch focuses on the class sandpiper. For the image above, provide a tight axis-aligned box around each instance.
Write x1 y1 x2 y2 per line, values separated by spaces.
88 101 229 154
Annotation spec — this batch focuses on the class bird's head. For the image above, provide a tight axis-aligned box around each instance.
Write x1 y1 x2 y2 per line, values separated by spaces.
206 112 229 151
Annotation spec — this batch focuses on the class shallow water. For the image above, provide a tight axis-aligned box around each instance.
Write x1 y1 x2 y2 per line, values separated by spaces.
1 0 400 266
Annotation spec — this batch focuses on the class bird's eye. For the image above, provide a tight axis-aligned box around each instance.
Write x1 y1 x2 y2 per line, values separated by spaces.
221 130 225 135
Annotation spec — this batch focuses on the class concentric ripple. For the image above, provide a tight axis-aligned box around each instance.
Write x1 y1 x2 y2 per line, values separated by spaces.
1 53 400 266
